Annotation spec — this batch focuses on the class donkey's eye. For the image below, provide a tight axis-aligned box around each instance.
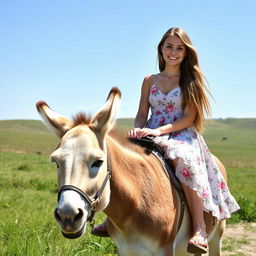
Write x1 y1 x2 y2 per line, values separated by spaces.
51 160 60 168
91 160 104 168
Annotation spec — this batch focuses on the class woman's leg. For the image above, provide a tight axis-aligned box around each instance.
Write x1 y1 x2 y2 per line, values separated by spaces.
172 159 208 251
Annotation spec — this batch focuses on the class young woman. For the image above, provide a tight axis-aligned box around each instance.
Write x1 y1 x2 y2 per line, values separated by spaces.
92 27 240 254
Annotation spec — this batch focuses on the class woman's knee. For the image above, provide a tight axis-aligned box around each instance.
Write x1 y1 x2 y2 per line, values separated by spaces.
172 158 179 168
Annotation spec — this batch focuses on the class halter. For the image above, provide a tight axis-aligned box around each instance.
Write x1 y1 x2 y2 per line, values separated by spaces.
57 159 111 227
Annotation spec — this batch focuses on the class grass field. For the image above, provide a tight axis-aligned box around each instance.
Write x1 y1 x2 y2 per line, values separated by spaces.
0 118 255 255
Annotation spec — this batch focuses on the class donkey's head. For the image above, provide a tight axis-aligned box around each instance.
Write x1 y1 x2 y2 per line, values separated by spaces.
36 88 121 238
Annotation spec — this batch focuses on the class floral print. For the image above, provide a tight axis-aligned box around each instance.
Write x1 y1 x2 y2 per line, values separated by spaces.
182 167 193 180
151 86 160 96
146 81 240 220
159 116 166 126
147 85 183 128
166 102 175 113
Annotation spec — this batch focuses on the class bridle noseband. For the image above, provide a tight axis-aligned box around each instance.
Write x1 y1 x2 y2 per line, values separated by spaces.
57 161 111 227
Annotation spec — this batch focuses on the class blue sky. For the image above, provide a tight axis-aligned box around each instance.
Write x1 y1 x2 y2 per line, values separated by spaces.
1 0 255 120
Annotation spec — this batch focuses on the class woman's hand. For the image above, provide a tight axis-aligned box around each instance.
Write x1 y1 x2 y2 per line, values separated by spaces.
127 128 141 138
127 128 161 139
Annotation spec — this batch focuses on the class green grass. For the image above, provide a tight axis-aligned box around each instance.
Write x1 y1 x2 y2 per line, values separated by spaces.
0 118 255 254
226 167 256 223
0 152 117 256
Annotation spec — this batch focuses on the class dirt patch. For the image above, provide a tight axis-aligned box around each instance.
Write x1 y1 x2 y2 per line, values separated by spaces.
221 223 256 256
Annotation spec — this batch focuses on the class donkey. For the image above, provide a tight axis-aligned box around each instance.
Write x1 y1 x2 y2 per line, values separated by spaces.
36 87 226 256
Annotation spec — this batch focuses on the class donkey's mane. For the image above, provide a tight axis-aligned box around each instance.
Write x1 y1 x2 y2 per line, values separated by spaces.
72 112 92 126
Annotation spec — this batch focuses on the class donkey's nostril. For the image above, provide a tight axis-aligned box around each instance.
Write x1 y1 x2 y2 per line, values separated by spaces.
74 208 83 222
55 207 84 223
54 208 62 222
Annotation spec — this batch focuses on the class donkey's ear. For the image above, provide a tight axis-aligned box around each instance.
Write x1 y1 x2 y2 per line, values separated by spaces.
90 87 121 135
36 101 73 138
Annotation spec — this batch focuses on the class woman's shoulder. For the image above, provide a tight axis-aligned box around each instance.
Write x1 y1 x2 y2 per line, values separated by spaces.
142 74 158 89
141 75 155 94
143 74 158 83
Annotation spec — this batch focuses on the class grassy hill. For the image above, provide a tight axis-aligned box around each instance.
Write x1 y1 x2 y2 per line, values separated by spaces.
0 118 255 167
204 118 256 168
0 120 58 155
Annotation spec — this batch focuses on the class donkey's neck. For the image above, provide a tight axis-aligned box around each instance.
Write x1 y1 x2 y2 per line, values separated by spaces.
103 135 179 247
104 136 144 225
103 135 177 238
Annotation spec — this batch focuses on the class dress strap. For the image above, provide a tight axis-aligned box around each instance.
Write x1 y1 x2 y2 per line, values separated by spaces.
153 74 158 86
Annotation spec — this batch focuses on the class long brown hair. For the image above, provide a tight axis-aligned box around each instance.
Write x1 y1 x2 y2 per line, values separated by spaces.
157 27 212 133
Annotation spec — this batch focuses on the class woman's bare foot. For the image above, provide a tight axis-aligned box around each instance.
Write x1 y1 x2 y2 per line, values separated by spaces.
187 229 208 254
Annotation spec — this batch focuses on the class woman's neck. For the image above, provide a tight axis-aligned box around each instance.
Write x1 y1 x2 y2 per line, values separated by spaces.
161 65 180 77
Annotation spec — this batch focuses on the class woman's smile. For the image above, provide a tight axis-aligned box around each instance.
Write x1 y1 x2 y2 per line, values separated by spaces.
162 35 186 66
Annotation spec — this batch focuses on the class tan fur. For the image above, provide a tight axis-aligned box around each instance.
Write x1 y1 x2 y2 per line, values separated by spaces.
212 154 227 181
104 136 179 246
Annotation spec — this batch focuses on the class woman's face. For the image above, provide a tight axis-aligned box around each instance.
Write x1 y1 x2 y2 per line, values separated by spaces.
161 35 186 67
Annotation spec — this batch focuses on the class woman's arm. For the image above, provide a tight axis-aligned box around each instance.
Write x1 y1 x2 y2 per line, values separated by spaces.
157 103 197 134
134 76 151 128
128 76 152 138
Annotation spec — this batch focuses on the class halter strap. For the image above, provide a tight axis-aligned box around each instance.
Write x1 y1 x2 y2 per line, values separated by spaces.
58 185 93 205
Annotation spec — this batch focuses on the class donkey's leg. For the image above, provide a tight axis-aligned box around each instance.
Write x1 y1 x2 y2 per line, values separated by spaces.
208 220 226 256
163 245 173 256
208 235 222 256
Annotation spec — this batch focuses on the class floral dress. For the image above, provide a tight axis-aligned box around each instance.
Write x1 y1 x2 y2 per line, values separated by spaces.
146 80 240 220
